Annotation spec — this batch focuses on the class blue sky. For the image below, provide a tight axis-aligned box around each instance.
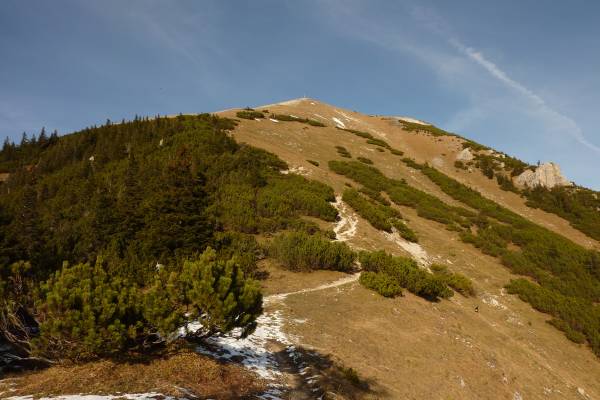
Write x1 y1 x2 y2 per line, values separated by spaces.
1 0 599 189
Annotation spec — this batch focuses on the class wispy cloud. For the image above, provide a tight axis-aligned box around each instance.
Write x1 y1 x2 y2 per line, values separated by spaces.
317 0 600 155
447 37 600 154
411 5 600 154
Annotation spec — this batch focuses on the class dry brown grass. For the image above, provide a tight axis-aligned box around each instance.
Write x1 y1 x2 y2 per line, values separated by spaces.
1 349 265 399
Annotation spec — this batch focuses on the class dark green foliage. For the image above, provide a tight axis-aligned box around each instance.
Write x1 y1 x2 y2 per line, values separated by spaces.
401 158 423 170
33 248 262 361
461 139 490 152
337 127 374 140
176 248 262 339
236 110 264 120
307 159 320 167
359 251 453 300
359 272 402 297
454 160 466 170
336 128 403 156
269 231 356 272
357 157 373 165
398 120 453 137
524 185 600 241
0 113 341 361
506 279 600 355
366 138 389 149
213 231 263 277
329 160 473 231
430 264 475 297
270 114 325 127
358 186 390 206
335 146 352 158
496 174 519 193
330 158 600 356
34 260 147 361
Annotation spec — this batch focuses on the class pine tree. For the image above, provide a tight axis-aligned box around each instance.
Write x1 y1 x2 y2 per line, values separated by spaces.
139 147 212 261
38 127 48 148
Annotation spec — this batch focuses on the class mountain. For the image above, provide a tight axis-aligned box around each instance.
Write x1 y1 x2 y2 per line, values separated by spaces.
1 98 599 399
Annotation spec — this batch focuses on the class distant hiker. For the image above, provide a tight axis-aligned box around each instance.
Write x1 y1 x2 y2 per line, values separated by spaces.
475 305 479 313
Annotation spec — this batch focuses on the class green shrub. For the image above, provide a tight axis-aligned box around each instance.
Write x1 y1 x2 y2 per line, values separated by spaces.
270 114 325 127
176 248 262 339
33 248 263 361
307 159 320 167
366 138 390 148
454 160 466 170
390 148 404 156
357 157 373 165
342 189 417 241
269 231 356 272
335 146 352 158
360 272 402 297
236 110 264 120
359 251 453 300
431 264 475 297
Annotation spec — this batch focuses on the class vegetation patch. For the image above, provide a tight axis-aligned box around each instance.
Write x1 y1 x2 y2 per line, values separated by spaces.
236 108 264 120
269 231 356 272
307 159 320 167
0 349 265 399
357 156 373 165
336 127 404 156
330 158 600 355
430 264 475 297
270 114 326 127
359 251 453 301
0 114 341 364
335 146 352 158
342 188 418 242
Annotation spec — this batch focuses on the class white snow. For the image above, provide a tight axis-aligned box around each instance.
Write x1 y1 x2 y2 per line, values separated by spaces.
196 310 294 380
269 118 279 123
332 117 346 129
397 117 430 126
280 166 310 176
331 196 358 242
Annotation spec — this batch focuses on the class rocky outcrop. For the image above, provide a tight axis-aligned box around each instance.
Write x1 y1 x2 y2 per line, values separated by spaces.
456 148 474 162
515 162 572 189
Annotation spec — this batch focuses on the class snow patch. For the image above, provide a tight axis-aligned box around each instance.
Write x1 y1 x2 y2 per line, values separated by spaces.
269 118 279 123
332 117 346 129
331 196 358 242
398 117 430 125
281 166 310 176
196 310 294 380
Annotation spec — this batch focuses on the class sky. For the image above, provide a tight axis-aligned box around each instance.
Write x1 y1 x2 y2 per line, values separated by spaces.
1 0 599 189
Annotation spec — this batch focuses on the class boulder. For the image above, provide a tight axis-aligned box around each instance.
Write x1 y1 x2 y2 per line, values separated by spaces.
456 148 474 162
515 162 571 189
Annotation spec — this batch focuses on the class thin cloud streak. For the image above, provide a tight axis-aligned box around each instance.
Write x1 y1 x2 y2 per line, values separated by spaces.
447 37 600 154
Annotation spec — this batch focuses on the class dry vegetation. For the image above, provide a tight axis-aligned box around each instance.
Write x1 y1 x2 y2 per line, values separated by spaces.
0 349 265 398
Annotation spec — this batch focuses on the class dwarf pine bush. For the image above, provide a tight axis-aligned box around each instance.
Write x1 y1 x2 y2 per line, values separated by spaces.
269 231 356 272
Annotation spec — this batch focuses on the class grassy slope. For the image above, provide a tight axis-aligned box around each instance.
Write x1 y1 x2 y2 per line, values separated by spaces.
222 99 600 399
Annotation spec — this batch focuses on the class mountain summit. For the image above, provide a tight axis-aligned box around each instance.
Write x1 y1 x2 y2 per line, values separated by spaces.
1 98 599 399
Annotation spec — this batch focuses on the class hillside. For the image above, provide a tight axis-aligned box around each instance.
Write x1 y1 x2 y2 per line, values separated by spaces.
1 99 599 399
